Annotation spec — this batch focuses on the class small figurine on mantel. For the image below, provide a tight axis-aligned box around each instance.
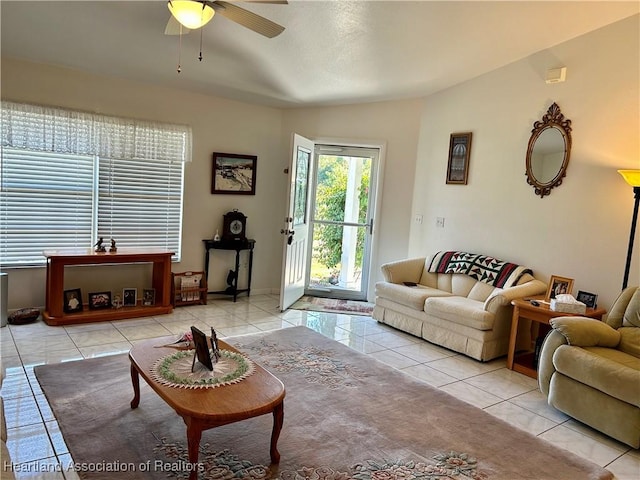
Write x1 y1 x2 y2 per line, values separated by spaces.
94 237 106 253
109 238 117 253
213 230 220 242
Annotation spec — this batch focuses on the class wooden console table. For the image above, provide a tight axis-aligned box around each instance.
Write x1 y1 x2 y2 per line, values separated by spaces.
43 249 174 326
203 239 255 302
507 297 607 379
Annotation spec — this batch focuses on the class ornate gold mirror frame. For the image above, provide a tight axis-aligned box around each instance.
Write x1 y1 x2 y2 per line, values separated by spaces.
525 103 572 198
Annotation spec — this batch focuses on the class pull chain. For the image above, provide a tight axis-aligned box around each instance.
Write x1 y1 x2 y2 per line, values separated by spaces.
199 28 204 62
177 24 182 73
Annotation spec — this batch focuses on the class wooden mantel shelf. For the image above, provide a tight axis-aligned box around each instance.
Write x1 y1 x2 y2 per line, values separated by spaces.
43 248 174 326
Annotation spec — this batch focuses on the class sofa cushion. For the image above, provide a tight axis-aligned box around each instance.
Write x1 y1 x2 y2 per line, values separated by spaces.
618 327 640 359
425 296 494 330
623 288 640 328
553 345 640 407
375 282 452 311
550 317 621 347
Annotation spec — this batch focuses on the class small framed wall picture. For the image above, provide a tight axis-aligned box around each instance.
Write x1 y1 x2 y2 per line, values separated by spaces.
576 290 598 309
446 132 472 185
88 291 112 310
123 288 137 307
63 288 83 313
545 275 575 302
142 288 156 306
211 152 257 195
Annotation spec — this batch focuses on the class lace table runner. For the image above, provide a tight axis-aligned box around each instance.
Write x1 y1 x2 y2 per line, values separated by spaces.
151 349 255 389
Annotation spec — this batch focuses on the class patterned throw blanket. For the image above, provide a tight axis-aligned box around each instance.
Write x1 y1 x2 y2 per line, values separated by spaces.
428 251 532 288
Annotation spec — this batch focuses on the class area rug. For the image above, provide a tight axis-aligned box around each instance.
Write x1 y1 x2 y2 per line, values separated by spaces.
290 296 374 315
34 326 612 480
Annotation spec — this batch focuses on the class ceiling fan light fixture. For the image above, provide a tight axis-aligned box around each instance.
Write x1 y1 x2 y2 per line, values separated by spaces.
168 1 215 30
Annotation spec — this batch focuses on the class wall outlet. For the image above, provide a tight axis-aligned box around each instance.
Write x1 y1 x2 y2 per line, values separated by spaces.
436 217 445 228
414 214 423 224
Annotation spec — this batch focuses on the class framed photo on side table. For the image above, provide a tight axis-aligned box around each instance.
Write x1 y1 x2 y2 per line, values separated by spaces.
545 275 575 302
576 290 598 309
123 288 137 307
63 288 83 313
446 132 472 185
211 152 257 195
142 288 156 306
88 291 112 310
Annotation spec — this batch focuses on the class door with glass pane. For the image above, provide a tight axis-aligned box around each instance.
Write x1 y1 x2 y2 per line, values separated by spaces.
306 146 379 301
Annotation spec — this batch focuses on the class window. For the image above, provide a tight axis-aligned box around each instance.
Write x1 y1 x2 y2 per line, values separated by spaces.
0 102 191 266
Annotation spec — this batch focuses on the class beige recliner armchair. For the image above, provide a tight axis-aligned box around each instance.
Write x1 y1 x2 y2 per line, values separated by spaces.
538 286 640 448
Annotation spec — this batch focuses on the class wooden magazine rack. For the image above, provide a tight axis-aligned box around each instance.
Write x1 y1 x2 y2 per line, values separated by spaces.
172 271 208 307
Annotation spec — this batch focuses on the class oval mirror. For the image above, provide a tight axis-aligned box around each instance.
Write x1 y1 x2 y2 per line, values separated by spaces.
525 103 572 198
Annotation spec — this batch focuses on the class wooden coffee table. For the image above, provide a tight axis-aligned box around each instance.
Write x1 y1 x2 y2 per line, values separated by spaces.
129 336 285 479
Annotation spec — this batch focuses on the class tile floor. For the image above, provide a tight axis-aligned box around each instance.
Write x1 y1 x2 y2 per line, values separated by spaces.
1 294 638 479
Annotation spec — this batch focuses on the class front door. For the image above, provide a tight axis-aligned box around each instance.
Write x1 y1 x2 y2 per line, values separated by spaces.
279 134 314 311
305 145 379 301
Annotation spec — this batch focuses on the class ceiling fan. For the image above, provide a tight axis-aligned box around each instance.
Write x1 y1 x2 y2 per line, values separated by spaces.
165 0 286 38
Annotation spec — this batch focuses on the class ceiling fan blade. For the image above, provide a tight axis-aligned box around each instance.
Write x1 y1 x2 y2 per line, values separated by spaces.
164 15 191 36
212 1 285 38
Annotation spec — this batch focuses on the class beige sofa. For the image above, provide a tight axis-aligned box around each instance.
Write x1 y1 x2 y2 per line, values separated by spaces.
373 252 547 361
538 286 640 448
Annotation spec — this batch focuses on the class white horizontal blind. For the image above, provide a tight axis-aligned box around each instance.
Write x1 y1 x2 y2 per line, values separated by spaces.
0 148 95 265
1 101 190 266
98 157 183 254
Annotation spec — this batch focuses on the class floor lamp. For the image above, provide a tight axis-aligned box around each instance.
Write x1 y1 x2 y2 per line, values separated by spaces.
618 170 640 290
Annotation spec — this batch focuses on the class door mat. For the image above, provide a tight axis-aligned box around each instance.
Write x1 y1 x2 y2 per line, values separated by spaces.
290 295 374 315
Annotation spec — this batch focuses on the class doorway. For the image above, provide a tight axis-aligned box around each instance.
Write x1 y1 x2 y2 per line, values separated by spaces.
305 144 380 301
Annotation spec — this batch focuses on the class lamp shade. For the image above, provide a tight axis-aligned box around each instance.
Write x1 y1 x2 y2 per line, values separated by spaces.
168 0 215 30
618 169 640 187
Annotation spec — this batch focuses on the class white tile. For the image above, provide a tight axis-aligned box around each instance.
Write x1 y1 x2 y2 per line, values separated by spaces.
6 423 56 463
539 424 628 467
79 342 132 358
68 329 128 348
115 323 172 341
394 341 457 363
338 336 387 354
370 349 419 369
606 450 640 480
484 400 559 435
402 363 458 387
427 355 503 380
217 324 262 337
439 380 503 409
510 389 569 423
365 330 420 349
464 368 538 399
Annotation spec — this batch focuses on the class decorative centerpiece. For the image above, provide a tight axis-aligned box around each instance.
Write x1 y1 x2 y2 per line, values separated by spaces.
150 327 255 389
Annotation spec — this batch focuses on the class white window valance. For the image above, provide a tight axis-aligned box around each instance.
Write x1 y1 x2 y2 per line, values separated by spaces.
1 101 192 162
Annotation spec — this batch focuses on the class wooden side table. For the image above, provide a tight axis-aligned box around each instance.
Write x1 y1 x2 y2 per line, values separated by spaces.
507 297 606 379
202 238 255 302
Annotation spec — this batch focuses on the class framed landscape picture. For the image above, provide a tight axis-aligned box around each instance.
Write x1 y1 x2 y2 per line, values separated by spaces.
211 152 257 195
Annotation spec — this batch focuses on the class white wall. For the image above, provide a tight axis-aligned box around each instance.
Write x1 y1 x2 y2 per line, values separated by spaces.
1 58 287 309
410 15 639 311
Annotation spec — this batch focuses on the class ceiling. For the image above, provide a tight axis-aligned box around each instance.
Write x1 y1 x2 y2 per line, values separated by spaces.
1 1 638 108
